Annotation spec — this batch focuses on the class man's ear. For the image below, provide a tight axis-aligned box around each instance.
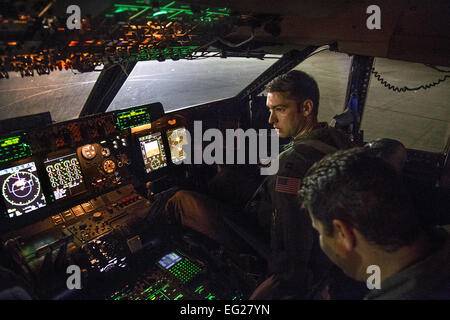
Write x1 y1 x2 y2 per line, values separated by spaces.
301 99 314 117
332 219 356 252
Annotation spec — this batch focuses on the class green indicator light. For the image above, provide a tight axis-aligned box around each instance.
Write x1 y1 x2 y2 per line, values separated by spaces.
162 1 176 9
142 286 153 293
153 10 168 16
174 294 183 300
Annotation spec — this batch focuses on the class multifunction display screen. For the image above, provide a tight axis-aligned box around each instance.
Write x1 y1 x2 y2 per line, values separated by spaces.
166 127 188 164
44 152 86 200
138 132 168 173
0 161 46 218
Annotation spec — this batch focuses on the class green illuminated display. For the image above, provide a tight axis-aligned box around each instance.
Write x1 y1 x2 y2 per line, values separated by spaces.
167 257 202 283
0 135 32 163
115 107 151 130
137 280 179 300
112 2 230 21
133 46 198 61
1 136 20 147
108 278 185 300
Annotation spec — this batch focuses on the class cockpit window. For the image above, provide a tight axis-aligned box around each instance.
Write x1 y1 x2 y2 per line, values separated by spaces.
107 56 279 113
0 71 100 124
1 52 448 155
289 51 352 125
361 58 450 153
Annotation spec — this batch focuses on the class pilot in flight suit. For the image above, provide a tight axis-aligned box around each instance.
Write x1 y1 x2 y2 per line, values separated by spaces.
164 70 354 299
246 122 353 299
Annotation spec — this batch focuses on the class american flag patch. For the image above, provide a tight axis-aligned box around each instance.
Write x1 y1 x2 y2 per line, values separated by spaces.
275 176 301 195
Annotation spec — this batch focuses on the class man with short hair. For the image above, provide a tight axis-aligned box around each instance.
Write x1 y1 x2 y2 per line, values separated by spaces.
166 70 353 299
298 147 450 299
247 70 354 299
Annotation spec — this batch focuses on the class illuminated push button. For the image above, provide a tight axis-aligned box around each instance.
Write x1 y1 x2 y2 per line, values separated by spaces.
81 201 95 213
92 211 103 221
72 205 85 217
51 214 64 225
60 210 73 221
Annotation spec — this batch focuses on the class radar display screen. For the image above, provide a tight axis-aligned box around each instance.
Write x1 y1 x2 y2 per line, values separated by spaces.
115 107 151 130
167 127 188 164
44 152 86 200
0 161 46 218
138 132 168 173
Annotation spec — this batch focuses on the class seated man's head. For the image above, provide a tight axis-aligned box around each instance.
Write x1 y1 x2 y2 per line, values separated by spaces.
265 70 319 138
298 148 422 282
365 138 407 174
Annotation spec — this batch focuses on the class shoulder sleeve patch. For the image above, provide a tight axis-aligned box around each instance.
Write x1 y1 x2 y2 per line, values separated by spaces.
275 176 301 195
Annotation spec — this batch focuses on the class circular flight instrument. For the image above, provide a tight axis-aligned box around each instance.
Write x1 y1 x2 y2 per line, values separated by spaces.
103 159 116 174
150 157 161 171
81 144 96 160
2 172 41 207
101 147 111 157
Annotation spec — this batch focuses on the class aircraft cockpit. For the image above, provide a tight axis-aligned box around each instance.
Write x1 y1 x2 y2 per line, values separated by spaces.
0 0 449 304
0 100 262 300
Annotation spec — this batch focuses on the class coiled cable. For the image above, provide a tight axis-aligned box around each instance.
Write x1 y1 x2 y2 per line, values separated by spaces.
371 67 450 92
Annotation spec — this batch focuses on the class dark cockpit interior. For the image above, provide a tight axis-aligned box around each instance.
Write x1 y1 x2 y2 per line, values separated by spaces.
0 99 269 300
0 0 449 303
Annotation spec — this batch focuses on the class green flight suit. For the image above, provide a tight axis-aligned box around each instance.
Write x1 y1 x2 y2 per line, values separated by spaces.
246 122 353 298
364 227 450 300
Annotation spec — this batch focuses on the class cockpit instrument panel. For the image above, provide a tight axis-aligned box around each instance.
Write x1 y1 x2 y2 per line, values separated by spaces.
0 104 180 230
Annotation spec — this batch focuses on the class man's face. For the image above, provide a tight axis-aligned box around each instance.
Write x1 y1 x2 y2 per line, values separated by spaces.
308 210 360 280
309 213 341 267
267 92 306 138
